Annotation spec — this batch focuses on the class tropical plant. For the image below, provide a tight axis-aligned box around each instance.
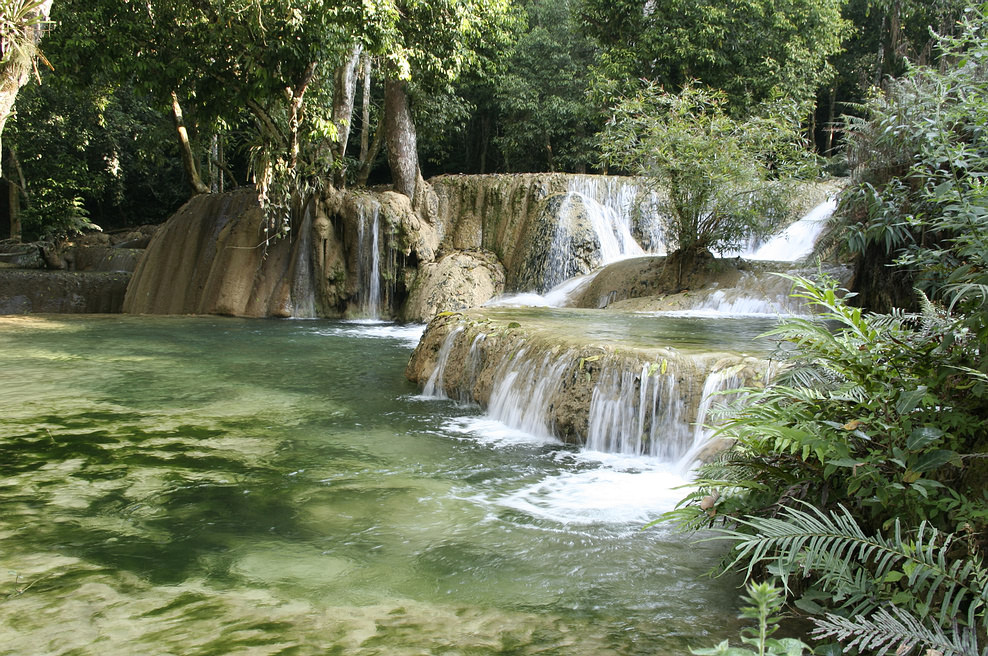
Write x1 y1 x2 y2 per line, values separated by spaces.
835 4 988 348
691 581 812 656
600 82 817 267
673 276 988 539
666 274 988 654
716 503 987 656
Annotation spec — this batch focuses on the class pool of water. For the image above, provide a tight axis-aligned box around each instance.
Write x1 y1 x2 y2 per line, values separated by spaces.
0 315 742 655
475 307 778 355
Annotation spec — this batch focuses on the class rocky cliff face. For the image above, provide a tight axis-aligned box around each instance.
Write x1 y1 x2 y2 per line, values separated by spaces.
122 184 446 319
430 173 655 292
120 174 657 320
123 190 315 317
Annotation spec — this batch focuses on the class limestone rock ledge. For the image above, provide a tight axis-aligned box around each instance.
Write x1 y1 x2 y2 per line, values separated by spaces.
406 310 768 452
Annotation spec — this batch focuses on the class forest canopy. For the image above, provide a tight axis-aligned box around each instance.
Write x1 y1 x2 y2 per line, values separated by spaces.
0 0 970 241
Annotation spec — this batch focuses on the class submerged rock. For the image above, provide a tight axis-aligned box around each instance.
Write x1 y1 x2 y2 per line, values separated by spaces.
0 270 130 313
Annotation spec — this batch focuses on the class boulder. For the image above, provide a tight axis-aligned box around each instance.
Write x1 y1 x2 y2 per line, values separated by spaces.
400 250 505 322
514 193 603 293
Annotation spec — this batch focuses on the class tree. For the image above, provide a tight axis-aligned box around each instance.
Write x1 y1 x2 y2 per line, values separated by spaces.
600 82 815 272
0 0 53 240
836 3 988 348
493 0 599 172
375 0 512 199
580 0 849 115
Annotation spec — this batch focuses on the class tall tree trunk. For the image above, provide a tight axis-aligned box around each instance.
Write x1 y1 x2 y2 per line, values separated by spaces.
5 145 27 241
171 91 210 195
0 0 53 199
285 61 317 172
825 86 837 156
384 78 419 200
359 54 372 167
331 45 361 187
356 113 384 187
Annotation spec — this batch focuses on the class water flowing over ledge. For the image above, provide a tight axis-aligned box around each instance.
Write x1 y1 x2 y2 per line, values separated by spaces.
407 309 771 465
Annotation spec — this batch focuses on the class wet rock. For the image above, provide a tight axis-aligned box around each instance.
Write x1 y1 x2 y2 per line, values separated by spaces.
0 270 130 314
514 193 602 293
123 189 313 317
407 309 767 451
400 250 505 322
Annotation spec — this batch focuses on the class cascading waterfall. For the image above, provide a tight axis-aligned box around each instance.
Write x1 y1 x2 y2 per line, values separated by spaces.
676 365 750 468
563 178 647 264
289 202 318 318
422 326 465 398
567 176 665 254
585 364 689 459
419 322 762 464
356 198 383 318
735 198 837 261
485 347 574 439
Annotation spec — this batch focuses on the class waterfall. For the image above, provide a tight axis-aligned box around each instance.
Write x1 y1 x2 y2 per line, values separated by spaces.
415 319 762 463
289 202 318 318
485 270 601 309
422 326 466 398
564 178 647 264
735 198 837 261
486 347 574 439
356 198 383 318
585 363 689 459
567 176 665 255
676 365 749 469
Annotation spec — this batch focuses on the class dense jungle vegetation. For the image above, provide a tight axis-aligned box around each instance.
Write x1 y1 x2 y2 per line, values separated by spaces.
1 1 985 654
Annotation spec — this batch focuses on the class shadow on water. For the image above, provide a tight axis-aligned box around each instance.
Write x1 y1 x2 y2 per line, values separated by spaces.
0 315 747 655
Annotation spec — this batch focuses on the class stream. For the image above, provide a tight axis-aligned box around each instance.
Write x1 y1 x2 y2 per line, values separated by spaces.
0 315 744 655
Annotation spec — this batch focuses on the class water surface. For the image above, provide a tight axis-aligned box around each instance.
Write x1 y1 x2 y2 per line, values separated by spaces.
0 315 741 655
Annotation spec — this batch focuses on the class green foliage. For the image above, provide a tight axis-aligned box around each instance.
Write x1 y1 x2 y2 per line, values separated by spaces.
9 79 187 238
0 0 50 67
676 276 988 538
580 0 849 114
600 82 816 256
837 4 988 359
691 582 812 656
493 0 599 172
713 504 987 655
667 275 988 654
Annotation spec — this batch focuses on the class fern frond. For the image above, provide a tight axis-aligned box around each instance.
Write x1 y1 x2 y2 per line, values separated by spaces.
718 503 988 630
812 606 986 656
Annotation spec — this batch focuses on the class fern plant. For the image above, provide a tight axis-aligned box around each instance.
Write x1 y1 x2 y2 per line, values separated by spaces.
711 503 987 656
674 275 988 545
691 582 812 656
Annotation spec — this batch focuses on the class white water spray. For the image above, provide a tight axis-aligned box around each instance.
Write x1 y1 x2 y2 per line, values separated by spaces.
356 198 383 318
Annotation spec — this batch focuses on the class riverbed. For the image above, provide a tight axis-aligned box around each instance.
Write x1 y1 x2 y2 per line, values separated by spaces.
0 315 741 655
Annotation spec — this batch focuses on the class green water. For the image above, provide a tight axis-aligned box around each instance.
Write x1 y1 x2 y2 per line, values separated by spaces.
473 307 777 355
0 315 742 655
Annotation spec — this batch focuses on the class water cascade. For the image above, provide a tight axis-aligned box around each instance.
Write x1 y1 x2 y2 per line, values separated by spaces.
421 325 465 398
585 364 688 459
676 364 752 467
485 346 575 439
566 175 665 254
734 197 837 261
410 312 768 464
355 197 384 318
